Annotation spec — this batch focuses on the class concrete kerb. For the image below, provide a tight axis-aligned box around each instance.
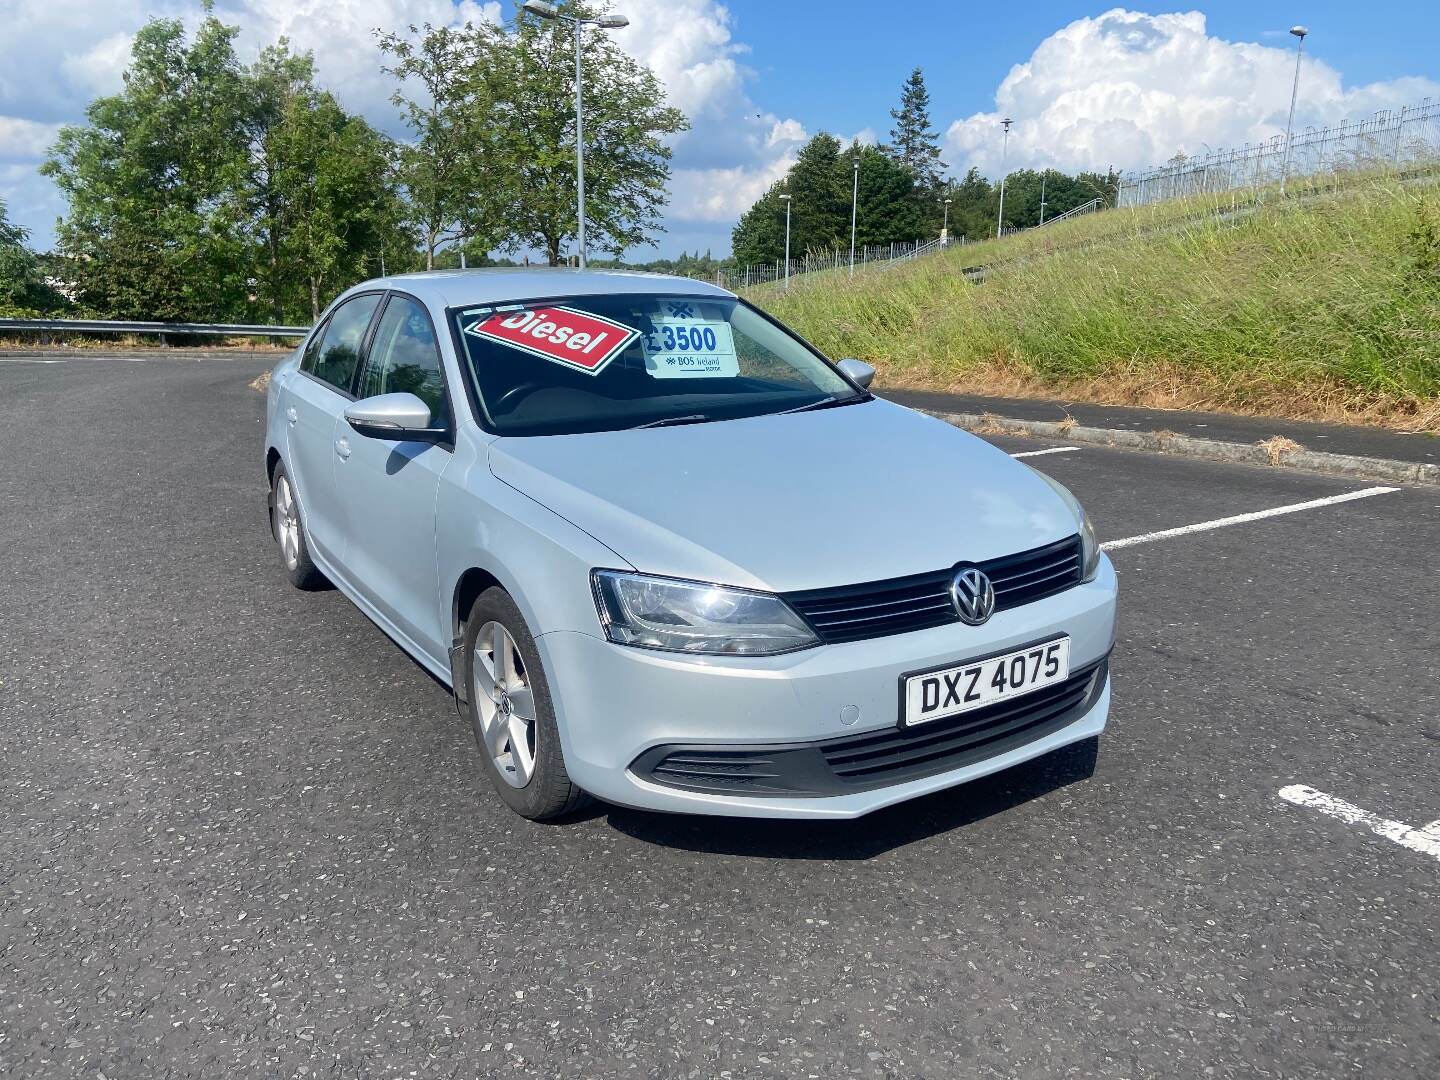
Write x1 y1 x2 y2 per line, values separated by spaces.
919 409 1440 487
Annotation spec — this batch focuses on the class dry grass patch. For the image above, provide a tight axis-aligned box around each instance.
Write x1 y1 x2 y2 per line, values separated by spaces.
970 412 1015 436
882 360 1440 434
1257 435 1305 465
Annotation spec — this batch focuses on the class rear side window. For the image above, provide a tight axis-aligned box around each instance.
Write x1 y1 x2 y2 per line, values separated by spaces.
358 296 450 427
304 294 381 392
300 317 329 373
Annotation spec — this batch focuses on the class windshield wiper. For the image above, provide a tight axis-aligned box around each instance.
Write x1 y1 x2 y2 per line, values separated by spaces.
631 413 715 429
780 394 867 415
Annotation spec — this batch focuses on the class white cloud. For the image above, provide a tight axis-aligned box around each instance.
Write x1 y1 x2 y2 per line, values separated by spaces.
766 118 806 148
0 117 63 161
670 146 799 223
594 0 807 240
611 0 744 122
944 8 1440 178
60 32 137 99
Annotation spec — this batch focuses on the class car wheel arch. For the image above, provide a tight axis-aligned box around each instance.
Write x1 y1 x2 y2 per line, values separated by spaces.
266 447 286 536
448 564 548 712
453 566 506 641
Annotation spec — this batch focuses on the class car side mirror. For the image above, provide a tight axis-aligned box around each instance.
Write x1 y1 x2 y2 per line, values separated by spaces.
344 393 444 442
836 358 875 389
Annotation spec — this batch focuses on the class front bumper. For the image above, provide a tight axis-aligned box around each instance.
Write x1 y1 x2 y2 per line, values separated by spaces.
536 555 1117 819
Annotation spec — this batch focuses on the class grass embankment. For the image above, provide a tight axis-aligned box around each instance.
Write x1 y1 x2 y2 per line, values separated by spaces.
750 174 1440 431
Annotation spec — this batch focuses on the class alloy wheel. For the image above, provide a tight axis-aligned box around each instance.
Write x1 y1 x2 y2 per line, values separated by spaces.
275 474 301 570
472 621 537 787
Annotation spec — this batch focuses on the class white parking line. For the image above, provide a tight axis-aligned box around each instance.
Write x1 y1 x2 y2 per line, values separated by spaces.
1010 446 1082 459
0 358 68 364
1101 486 1399 551
1278 785 1440 864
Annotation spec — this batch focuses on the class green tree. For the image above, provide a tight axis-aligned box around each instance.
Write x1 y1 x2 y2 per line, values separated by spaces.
886 68 945 192
378 22 504 270
784 133 851 255
731 136 934 265
729 180 789 266
1077 168 1122 207
0 199 63 313
250 43 405 320
42 14 255 320
44 12 413 322
493 2 688 265
987 168 1114 231
942 167 996 243
847 142 927 248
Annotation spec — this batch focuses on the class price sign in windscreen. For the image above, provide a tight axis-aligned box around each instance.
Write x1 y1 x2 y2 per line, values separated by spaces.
641 300 739 379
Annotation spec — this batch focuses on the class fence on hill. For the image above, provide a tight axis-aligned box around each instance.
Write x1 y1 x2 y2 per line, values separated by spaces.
1117 99 1440 209
714 235 972 291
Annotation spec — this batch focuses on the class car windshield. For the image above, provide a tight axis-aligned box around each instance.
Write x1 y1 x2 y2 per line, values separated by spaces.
451 293 865 436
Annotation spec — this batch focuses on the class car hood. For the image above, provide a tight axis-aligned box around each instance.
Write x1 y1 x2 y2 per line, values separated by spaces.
487 398 1080 593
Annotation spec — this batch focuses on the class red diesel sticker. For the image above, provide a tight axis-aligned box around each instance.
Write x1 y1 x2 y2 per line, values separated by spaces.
463 306 639 375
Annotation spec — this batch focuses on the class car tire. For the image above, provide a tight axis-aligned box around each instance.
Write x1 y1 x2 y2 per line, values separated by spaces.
270 462 327 590
463 587 590 821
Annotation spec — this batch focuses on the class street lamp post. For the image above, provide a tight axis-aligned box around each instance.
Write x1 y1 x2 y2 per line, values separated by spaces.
1281 25 1308 195
849 159 859 276
522 1 629 267
942 197 951 241
995 118 1013 238
779 193 792 288
1038 172 1047 225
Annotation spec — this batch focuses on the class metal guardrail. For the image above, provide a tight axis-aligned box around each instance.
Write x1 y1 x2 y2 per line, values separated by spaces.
0 318 310 342
1034 198 1104 228
885 235 949 265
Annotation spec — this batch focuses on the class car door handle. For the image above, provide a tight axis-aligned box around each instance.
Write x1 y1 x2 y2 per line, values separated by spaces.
286 407 298 425
335 437 351 461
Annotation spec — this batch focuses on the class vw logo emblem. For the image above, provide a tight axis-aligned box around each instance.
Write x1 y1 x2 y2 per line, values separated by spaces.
950 566 996 626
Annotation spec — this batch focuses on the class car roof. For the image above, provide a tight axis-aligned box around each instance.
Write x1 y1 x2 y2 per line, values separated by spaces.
340 267 736 310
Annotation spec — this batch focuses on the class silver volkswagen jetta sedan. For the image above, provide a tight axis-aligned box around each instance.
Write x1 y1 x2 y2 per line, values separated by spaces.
264 269 1117 821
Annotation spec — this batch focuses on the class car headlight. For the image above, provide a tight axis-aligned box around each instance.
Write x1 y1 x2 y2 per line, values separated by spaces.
591 571 819 656
1080 509 1101 582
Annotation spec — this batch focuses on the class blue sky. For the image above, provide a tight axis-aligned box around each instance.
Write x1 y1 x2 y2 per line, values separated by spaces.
2 1 1438 260
730 1 1440 152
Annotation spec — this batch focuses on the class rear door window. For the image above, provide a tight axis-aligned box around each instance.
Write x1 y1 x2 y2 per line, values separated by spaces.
306 294 381 393
299 316 330 374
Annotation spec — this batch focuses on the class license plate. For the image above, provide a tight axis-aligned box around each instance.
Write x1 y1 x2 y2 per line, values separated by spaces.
901 638 1070 729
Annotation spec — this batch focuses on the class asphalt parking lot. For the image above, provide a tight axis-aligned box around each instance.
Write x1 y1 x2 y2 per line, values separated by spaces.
2 354 1437 1079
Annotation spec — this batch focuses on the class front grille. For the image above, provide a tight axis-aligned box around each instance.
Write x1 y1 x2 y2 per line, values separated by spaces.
819 660 1103 787
629 657 1108 798
983 535 1085 610
784 535 1083 644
